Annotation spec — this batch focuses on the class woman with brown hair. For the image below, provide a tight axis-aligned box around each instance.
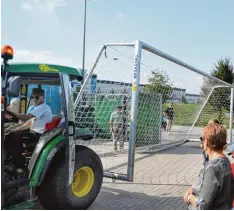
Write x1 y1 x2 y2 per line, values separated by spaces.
200 119 220 166
183 123 233 210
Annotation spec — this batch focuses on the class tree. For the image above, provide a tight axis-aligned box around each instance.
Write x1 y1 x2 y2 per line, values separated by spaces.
143 69 173 103
200 58 233 123
201 58 233 96
213 58 233 83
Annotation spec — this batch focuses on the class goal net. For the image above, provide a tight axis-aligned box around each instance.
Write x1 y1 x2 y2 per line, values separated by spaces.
74 41 233 179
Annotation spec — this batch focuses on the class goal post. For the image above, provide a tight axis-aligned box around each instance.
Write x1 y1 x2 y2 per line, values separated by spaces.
73 40 234 182
140 40 233 144
186 85 234 143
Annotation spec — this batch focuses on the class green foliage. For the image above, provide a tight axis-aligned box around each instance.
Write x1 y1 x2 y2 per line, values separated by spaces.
200 58 233 122
144 69 173 103
213 58 234 84
201 58 233 96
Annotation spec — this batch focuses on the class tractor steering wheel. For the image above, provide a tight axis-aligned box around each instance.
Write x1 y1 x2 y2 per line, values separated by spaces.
5 110 19 123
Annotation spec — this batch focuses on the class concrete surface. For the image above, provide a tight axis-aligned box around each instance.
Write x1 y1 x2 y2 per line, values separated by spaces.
88 141 203 210
34 125 234 210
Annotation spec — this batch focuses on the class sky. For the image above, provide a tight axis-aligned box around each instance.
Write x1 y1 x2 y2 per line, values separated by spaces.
1 0 234 94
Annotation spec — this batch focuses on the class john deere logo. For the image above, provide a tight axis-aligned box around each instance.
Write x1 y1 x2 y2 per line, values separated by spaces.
39 64 59 73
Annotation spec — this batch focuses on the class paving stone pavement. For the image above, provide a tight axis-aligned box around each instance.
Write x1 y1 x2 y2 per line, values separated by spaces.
88 142 204 210
34 140 233 210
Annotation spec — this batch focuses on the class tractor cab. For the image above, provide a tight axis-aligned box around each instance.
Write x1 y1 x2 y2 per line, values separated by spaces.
1 46 103 210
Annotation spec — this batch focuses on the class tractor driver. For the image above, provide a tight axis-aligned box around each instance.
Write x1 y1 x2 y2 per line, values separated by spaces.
6 88 52 173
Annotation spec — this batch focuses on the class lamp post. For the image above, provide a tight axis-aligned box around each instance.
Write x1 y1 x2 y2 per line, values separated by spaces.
82 0 88 84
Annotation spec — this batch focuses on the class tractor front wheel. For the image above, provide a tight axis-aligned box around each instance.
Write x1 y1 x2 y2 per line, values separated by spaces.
37 145 103 210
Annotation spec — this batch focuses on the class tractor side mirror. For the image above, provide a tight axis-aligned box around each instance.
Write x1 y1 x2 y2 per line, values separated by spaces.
68 121 75 136
7 76 21 97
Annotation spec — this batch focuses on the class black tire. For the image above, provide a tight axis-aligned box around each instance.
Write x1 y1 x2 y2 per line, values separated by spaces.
37 145 103 210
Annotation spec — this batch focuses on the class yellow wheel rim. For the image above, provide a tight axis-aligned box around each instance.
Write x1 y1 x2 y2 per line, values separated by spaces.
71 166 94 198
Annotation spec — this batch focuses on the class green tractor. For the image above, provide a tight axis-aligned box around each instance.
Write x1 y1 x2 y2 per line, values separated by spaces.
1 45 103 209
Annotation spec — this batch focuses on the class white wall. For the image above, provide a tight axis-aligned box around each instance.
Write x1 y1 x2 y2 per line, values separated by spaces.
87 79 200 104
186 94 200 104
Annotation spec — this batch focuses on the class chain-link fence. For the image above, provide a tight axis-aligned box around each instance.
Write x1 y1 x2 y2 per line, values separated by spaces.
74 41 234 182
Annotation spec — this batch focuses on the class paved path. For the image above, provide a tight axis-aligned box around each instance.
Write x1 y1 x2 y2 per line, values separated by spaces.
35 124 234 210
34 141 233 210
78 125 234 209
89 141 203 210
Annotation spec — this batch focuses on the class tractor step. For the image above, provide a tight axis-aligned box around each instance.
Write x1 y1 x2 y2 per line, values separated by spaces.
7 201 37 210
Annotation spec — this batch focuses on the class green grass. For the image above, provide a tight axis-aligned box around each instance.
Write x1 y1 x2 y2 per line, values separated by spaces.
163 103 200 126
163 103 231 127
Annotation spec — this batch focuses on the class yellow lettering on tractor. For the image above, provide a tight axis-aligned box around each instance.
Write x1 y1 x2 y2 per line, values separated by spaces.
39 64 59 73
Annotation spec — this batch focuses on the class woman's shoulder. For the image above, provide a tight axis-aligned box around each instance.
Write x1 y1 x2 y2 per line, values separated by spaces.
207 157 230 167
206 157 232 177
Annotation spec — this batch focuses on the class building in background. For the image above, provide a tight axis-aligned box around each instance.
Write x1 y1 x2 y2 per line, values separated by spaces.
95 80 145 94
81 77 201 104
170 88 186 103
186 93 201 104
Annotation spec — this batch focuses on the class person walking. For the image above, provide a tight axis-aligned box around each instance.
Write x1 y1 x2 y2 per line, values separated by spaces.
164 103 174 135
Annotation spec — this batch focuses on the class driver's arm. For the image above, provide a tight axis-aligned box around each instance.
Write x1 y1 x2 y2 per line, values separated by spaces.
9 111 35 122
13 118 35 132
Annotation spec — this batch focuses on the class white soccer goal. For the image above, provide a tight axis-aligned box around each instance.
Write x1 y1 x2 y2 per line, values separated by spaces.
186 85 234 142
74 40 234 182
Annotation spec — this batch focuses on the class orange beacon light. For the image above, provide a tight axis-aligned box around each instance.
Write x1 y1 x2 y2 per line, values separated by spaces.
1 45 14 61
